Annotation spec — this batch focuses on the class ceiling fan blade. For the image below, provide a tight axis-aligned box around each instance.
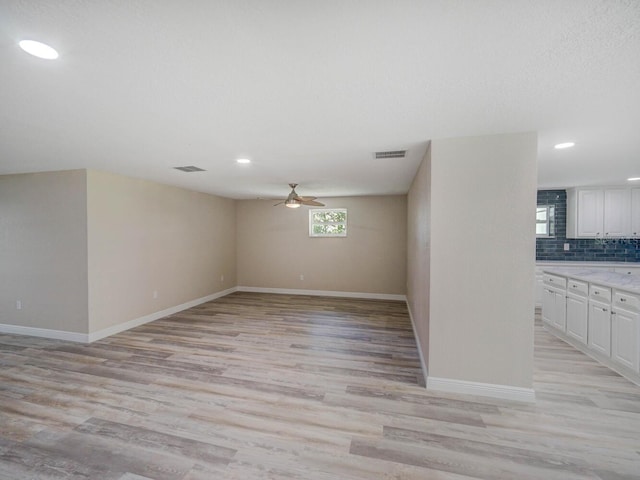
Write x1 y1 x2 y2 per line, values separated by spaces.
301 200 325 206
294 195 317 202
273 200 285 206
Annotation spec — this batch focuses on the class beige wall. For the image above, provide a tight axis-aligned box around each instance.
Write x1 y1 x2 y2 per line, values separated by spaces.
427 132 537 388
0 170 89 333
406 143 431 372
87 170 237 333
237 196 407 295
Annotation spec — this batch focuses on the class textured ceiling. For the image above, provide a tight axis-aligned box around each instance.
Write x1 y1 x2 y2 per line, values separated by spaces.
1 1 639 199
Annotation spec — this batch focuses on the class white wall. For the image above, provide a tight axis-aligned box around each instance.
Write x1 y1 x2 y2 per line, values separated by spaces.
428 132 537 390
406 144 431 373
237 196 407 295
87 170 237 333
407 132 538 396
0 170 89 333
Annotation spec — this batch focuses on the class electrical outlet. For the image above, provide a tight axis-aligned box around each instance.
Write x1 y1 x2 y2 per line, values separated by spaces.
564 243 570 251
220 274 224 282
300 274 304 281
16 300 22 310
153 290 158 299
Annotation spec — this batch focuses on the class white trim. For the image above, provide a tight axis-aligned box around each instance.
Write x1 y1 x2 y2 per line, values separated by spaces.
0 287 238 344
405 301 428 386
426 376 536 403
0 324 88 343
88 287 237 342
237 286 406 301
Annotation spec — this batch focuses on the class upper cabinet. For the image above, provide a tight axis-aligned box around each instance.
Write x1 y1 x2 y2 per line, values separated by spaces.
567 187 638 238
632 188 640 237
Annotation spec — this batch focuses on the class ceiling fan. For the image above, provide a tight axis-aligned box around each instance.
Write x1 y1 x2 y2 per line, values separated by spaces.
274 183 325 208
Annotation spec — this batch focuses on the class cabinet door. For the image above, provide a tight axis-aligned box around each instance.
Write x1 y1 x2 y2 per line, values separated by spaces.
577 189 604 237
553 291 567 331
542 288 555 325
535 274 544 306
604 189 630 237
612 310 639 372
566 295 588 344
631 188 640 237
589 302 611 357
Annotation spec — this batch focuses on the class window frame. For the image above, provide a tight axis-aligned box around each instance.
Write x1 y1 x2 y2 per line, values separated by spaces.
536 204 555 238
309 208 348 237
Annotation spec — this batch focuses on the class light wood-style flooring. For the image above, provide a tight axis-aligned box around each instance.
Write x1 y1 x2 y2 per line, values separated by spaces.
1 292 639 479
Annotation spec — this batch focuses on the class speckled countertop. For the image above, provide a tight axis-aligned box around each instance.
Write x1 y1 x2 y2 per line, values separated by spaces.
542 267 640 294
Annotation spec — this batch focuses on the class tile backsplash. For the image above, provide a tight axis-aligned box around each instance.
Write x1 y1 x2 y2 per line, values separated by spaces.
536 190 640 262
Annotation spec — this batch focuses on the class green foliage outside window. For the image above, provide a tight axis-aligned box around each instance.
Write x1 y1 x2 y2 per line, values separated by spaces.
309 209 347 237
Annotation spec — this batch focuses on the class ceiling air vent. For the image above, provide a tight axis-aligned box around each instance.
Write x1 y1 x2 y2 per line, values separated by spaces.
374 150 407 159
173 166 206 172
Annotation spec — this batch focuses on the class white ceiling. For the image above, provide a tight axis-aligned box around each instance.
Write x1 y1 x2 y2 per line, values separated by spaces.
1 1 639 199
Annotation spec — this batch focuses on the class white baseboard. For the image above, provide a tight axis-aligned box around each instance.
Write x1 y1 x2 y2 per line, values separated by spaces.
0 287 238 344
405 301 428 386
0 324 88 343
237 286 406 302
426 376 536 403
87 287 238 342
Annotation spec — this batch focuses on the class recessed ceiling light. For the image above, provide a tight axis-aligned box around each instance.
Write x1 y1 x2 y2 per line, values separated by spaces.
19 40 59 59
628 177 640 182
554 142 575 150
236 158 251 164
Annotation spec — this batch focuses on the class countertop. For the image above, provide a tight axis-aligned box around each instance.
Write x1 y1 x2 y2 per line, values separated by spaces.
542 267 640 294
537 261 640 267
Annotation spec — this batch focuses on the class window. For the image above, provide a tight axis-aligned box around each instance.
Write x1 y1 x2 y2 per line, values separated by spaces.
536 205 555 237
309 208 347 237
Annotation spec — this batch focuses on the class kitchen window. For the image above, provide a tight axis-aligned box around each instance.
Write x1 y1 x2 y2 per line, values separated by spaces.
309 208 347 237
536 205 555 237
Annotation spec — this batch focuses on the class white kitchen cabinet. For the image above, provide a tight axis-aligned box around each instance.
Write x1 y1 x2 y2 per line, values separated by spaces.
566 278 588 344
566 186 637 238
612 309 639 372
611 290 640 373
566 188 598 238
588 301 611 357
566 294 588 344
603 188 630 237
542 287 566 331
614 267 640 276
632 188 640 237
535 267 544 307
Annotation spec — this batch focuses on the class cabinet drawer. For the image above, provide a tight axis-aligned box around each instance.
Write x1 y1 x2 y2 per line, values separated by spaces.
590 284 612 302
614 267 640 276
543 274 566 289
567 279 588 296
614 291 640 313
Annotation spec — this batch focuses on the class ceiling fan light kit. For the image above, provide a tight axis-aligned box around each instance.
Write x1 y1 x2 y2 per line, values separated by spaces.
274 184 325 209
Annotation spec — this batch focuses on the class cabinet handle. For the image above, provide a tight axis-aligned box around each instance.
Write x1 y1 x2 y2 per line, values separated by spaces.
572 284 577 288
602 308 608 312
620 298 627 302
594 291 599 295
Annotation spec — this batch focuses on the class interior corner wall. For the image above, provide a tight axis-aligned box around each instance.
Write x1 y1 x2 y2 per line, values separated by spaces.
428 132 537 389
86 170 237 334
0 170 89 334
236 195 407 295
406 144 431 372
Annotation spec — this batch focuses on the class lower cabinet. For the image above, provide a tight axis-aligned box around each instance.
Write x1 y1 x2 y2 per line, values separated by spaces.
566 294 588 344
612 308 639 372
588 301 612 357
542 287 566 330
